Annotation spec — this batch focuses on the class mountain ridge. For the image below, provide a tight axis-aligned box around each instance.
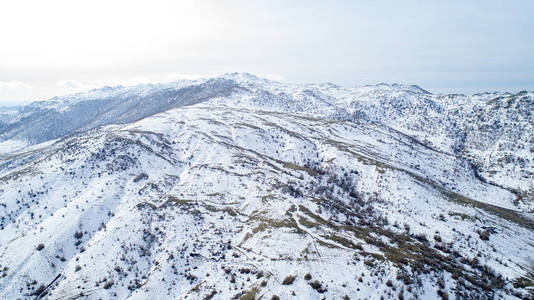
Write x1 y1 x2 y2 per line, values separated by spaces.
1 73 531 210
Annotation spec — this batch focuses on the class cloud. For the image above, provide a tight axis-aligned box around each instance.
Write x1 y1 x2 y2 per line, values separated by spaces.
163 72 211 81
55 80 82 89
104 77 152 86
0 81 31 90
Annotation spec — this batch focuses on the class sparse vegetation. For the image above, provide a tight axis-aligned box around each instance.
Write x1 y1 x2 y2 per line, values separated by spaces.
104 280 114 289
282 275 296 285
239 287 259 300
477 230 490 241
437 290 448 300
309 280 327 293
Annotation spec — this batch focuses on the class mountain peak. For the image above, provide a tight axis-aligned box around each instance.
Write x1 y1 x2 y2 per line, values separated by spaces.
363 82 431 95
222 72 260 81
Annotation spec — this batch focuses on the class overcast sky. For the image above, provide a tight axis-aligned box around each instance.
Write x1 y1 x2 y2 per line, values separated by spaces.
1 0 533 105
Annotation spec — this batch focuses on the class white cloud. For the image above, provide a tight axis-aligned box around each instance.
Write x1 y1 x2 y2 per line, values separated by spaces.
0 81 31 90
163 73 210 81
55 80 82 89
102 78 153 87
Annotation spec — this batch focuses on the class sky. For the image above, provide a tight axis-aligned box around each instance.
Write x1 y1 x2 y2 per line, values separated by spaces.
0 0 533 105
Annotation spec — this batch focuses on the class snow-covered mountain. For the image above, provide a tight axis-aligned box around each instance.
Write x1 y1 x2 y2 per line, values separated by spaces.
0 73 533 299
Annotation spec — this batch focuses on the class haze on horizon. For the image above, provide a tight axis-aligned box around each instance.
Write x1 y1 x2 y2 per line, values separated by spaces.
0 0 533 106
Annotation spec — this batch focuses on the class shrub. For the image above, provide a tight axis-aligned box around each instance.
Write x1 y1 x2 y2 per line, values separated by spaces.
437 290 448 300
203 290 217 300
414 233 428 243
31 285 46 297
271 296 280 300
309 280 327 293
104 280 114 289
282 275 296 285
36 244 45 251
75 265 82 272
478 230 490 241
304 273 312 281
438 278 445 289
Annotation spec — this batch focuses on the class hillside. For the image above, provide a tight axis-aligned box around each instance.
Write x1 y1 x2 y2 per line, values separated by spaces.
0 74 533 299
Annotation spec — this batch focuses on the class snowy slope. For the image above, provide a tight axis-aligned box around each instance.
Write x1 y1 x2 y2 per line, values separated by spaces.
0 104 533 299
0 73 533 299
0 77 234 146
1 73 532 205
